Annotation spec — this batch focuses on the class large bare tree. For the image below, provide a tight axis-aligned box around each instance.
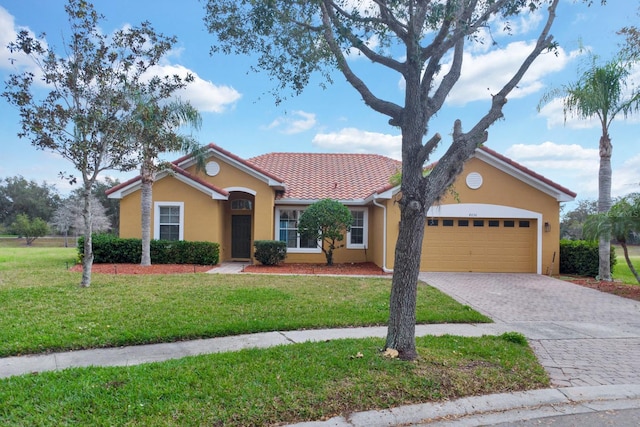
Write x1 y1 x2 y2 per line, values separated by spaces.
204 0 596 359
4 0 182 287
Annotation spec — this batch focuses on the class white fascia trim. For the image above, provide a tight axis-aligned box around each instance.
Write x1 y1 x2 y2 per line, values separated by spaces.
427 203 543 274
106 171 228 200
107 183 139 199
224 186 257 196
169 172 228 200
475 149 575 202
364 186 398 203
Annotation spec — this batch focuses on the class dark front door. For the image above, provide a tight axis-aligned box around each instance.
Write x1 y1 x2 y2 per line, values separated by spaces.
231 215 252 259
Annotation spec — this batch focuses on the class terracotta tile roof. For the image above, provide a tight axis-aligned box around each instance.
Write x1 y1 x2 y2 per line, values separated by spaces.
248 152 401 201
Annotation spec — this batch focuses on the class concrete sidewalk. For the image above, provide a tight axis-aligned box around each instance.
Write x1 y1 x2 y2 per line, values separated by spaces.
0 323 502 378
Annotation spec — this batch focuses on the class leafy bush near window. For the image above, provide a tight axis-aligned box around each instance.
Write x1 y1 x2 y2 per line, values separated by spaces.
254 240 287 265
559 239 616 277
78 234 220 265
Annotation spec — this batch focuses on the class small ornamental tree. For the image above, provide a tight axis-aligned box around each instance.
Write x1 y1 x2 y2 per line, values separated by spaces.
11 214 49 245
298 199 353 266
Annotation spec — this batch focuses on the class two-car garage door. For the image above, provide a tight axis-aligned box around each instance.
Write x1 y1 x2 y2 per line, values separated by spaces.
420 218 537 273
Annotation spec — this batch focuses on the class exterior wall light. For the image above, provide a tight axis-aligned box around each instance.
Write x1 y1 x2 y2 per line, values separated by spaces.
544 222 551 232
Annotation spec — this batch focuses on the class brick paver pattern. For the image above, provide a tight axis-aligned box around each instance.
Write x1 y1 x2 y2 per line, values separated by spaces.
420 273 640 387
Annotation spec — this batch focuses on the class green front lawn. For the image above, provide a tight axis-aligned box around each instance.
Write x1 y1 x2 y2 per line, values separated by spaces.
0 246 550 426
0 335 547 426
0 247 489 357
614 244 640 284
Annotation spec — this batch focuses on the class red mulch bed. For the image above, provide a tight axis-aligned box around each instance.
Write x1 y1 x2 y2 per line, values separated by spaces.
564 276 640 302
69 264 214 275
243 262 389 276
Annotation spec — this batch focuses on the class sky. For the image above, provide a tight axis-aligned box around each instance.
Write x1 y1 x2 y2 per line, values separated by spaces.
0 0 639 211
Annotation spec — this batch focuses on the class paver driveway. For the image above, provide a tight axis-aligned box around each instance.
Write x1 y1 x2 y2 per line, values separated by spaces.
420 273 640 387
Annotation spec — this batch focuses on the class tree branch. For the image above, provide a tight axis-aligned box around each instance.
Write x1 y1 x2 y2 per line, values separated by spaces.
320 0 403 121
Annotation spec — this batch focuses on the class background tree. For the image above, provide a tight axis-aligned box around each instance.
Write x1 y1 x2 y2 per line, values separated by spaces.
3 0 182 287
90 177 121 234
298 199 353 266
127 92 203 266
0 176 60 228
560 199 598 240
11 214 49 245
205 0 565 360
539 54 640 281
584 194 640 284
51 194 111 247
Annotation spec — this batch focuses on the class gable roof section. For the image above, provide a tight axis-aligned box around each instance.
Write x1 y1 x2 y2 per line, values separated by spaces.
106 163 229 200
477 146 576 202
106 143 286 200
174 143 286 190
247 152 401 203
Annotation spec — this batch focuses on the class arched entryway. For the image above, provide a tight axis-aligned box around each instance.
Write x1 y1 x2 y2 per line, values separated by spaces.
227 189 255 260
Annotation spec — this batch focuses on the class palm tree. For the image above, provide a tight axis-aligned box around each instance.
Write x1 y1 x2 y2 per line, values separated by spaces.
583 194 640 284
539 54 640 281
130 93 204 266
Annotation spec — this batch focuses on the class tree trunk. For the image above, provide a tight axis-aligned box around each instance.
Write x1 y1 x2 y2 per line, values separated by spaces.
80 186 93 288
386 204 426 360
140 164 153 266
598 133 613 281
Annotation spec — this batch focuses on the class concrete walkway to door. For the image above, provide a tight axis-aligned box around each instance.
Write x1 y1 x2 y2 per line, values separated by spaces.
420 272 640 388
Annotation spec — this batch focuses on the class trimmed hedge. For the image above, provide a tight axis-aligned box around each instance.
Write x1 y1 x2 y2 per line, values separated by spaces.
254 240 287 265
559 239 616 277
78 234 220 265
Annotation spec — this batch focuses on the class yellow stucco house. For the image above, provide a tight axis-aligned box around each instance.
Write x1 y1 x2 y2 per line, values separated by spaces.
106 143 576 274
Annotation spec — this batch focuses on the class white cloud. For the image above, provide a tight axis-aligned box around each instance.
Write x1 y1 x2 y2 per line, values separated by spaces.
490 7 544 38
265 110 317 134
613 154 640 197
506 141 599 197
0 6 47 75
507 142 640 199
312 127 401 159
442 41 580 106
146 64 241 114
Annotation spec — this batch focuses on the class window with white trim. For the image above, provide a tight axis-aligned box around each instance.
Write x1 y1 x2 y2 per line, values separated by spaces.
347 208 368 249
154 202 184 241
275 208 320 253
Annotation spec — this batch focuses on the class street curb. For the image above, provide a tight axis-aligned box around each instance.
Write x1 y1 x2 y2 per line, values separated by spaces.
286 384 640 426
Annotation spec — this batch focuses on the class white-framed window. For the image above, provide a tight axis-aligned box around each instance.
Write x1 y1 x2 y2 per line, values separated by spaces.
154 202 184 241
347 208 368 249
275 207 321 253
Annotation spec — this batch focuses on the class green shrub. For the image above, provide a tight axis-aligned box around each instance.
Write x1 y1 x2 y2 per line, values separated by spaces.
78 234 219 265
254 240 287 265
559 239 616 277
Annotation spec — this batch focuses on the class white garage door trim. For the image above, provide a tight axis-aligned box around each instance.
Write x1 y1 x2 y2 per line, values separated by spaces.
427 203 543 274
